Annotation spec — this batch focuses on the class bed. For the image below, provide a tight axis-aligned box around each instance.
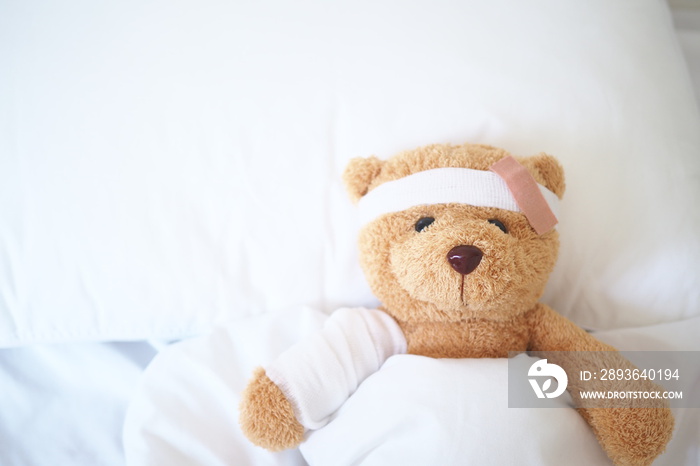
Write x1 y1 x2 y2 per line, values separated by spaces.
1 1 699 465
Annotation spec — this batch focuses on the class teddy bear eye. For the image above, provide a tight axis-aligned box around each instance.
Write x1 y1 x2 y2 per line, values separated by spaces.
415 217 435 232
488 219 508 234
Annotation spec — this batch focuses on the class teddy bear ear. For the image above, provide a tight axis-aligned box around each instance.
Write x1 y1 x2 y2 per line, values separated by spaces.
521 153 566 199
342 156 385 203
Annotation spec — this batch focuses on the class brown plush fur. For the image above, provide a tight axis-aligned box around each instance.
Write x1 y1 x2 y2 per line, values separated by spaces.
239 368 304 451
239 143 673 465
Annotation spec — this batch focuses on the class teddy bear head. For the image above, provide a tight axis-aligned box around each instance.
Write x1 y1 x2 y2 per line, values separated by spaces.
343 143 565 325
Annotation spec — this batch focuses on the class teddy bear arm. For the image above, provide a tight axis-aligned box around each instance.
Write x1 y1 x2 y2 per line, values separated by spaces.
526 303 615 352
527 304 674 466
239 308 406 451
239 367 305 452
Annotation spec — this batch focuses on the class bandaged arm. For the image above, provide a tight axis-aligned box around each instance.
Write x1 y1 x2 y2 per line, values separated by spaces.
264 307 407 431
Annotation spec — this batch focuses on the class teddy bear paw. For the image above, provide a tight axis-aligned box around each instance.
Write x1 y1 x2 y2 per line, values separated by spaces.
239 367 304 451
585 406 674 466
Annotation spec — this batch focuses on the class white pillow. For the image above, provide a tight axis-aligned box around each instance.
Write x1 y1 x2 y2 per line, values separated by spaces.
1 0 699 345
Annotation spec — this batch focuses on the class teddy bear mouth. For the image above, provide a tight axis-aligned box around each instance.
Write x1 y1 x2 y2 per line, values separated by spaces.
459 275 467 305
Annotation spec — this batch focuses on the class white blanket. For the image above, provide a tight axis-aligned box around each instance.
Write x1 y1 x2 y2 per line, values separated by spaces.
123 307 700 466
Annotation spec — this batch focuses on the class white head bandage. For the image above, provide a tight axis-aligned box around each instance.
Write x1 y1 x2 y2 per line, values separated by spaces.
357 158 560 234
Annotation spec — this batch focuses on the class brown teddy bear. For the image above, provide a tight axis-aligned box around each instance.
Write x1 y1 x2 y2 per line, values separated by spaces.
239 143 674 465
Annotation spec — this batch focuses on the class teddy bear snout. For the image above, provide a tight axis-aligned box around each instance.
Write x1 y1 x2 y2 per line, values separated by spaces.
447 245 483 275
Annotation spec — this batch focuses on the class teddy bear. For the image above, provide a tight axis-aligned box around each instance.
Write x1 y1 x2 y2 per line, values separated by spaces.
239 143 674 465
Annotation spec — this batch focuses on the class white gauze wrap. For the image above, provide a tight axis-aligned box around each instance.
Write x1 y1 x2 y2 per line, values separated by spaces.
264 307 407 431
356 167 560 226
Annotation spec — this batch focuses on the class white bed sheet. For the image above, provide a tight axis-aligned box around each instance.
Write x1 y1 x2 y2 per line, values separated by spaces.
123 307 700 466
0 342 158 466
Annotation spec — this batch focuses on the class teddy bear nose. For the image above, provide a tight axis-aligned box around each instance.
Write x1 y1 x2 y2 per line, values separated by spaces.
447 245 483 275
